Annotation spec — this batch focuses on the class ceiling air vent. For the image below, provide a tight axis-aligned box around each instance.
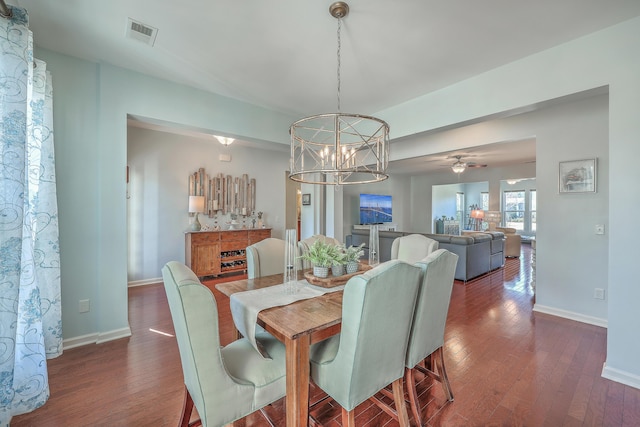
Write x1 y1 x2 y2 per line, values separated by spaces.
126 18 158 46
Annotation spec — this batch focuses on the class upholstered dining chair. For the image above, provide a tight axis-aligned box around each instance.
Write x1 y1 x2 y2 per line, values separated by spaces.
308 260 422 427
390 233 439 264
161 261 287 427
405 249 458 426
298 234 341 269
246 237 286 279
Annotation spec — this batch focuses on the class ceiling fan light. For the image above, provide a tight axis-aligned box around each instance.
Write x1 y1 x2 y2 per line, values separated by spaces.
451 161 466 174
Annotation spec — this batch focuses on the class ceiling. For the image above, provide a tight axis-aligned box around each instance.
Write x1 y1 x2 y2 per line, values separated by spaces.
16 0 640 173
386 138 537 176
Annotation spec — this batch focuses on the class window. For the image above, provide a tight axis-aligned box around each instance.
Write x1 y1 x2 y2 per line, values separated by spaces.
456 192 464 225
530 190 536 232
503 190 525 230
481 192 489 211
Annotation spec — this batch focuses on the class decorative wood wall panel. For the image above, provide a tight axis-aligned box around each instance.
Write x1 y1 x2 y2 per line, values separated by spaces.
189 169 256 217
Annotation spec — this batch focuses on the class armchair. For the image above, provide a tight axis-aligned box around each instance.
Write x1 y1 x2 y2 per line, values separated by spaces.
161 261 287 427
495 227 521 258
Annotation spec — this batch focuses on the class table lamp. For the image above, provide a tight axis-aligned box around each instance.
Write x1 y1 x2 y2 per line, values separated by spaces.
470 209 485 231
189 195 205 231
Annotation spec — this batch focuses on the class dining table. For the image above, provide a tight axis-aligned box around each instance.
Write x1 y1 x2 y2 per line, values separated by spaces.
215 271 344 427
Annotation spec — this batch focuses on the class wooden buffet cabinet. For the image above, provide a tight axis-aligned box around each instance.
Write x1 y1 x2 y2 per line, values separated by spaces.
185 229 271 277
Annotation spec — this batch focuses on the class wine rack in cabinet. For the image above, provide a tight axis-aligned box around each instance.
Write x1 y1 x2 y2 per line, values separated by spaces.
185 229 271 278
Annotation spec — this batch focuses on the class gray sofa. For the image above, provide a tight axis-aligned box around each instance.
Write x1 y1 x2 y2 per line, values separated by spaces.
347 229 505 282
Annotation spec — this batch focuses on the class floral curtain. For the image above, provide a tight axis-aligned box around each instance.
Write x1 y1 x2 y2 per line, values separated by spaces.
0 6 61 424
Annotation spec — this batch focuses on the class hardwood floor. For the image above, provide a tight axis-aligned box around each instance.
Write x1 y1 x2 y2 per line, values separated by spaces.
13 246 640 426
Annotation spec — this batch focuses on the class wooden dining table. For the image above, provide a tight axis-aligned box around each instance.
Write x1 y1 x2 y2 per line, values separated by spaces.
216 272 344 427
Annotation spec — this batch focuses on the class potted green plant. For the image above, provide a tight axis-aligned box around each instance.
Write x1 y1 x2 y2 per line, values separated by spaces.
299 239 338 278
331 246 346 277
343 243 365 274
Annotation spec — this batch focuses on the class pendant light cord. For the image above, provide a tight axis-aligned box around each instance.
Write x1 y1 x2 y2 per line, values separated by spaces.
337 17 342 114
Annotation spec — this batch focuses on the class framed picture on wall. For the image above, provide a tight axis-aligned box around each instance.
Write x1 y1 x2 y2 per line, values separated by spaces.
302 193 311 205
559 158 597 193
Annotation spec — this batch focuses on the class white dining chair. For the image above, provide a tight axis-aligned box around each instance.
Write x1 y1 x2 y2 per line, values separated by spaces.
308 260 422 427
162 261 287 426
246 237 286 279
405 249 458 425
390 233 439 264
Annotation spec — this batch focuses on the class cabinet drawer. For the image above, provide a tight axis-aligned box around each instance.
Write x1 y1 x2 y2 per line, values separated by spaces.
190 232 220 245
221 241 248 251
221 230 248 242
248 229 271 244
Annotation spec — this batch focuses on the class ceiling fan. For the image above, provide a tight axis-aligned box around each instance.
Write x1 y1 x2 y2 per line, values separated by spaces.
450 155 487 173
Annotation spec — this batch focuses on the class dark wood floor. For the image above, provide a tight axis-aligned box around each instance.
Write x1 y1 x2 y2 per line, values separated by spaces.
13 245 640 426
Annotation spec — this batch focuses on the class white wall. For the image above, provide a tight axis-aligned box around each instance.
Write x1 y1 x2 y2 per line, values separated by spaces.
432 183 464 222
127 127 289 282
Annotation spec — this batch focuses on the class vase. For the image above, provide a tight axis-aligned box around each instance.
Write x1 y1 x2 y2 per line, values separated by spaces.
284 229 299 294
369 224 380 266
313 266 329 278
346 261 359 274
331 264 345 276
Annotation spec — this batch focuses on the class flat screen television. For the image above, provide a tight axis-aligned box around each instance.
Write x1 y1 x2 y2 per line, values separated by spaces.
359 193 392 224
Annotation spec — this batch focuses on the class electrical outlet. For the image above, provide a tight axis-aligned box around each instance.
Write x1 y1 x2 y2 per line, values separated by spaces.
79 299 90 313
594 288 605 300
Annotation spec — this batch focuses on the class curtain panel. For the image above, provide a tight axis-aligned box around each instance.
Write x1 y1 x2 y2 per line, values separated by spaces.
0 6 61 423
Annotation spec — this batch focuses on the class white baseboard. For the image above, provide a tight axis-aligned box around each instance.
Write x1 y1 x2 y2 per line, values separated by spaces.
97 327 132 344
63 326 132 350
602 363 640 390
63 332 99 350
128 277 162 287
533 304 608 328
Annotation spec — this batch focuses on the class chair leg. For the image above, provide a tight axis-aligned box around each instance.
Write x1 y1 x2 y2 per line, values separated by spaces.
341 407 356 427
433 347 454 402
392 378 411 427
405 367 423 427
179 386 195 427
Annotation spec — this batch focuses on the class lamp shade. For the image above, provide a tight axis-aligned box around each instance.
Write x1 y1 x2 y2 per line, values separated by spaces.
188 195 205 213
470 209 485 219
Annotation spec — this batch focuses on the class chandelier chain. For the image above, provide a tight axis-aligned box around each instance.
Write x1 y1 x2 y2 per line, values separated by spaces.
337 17 342 113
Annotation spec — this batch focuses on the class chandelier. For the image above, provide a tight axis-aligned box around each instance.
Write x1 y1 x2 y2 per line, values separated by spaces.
289 2 389 186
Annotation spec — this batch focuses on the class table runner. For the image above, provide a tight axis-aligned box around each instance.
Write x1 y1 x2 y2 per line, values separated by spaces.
230 280 344 358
